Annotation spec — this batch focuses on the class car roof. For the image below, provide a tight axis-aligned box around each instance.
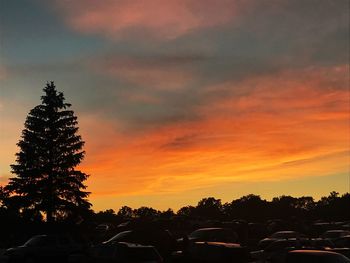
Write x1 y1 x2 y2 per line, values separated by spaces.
194 228 228 231
195 242 241 248
274 231 298 233
325 230 349 233
116 242 155 248
272 238 299 243
118 230 133 234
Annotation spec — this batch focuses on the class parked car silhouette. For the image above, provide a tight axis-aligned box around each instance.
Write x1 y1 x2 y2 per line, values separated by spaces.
258 231 306 249
286 250 350 263
322 230 350 241
252 238 307 263
306 238 335 249
184 228 238 243
96 223 115 232
3 234 83 263
103 229 175 258
334 236 350 248
90 242 163 263
187 242 248 263
252 238 350 263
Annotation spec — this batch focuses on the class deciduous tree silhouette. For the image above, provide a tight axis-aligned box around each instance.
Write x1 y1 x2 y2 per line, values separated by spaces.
5 82 90 222
196 197 222 219
160 208 175 219
227 194 268 221
117 206 135 219
134 206 160 219
177 205 196 217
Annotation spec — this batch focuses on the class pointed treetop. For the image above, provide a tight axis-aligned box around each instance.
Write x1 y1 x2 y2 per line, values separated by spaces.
41 81 71 109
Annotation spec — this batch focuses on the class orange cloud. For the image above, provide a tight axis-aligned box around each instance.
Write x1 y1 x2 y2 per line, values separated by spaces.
55 0 239 39
78 65 348 210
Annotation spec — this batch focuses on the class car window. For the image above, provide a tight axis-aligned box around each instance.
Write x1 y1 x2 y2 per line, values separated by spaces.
24 236 57 247
190 229 222 239
105 231 133 243
335 238 350 247
267 240 298 251
314 239 334 247
324 232 342 238
267 241 286 250
271 232 297 239
189 229 207 239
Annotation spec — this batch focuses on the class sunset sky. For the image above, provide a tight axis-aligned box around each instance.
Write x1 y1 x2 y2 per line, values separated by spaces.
0 0 349 211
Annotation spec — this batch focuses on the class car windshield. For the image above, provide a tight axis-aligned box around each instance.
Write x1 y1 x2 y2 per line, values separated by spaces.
324 232 347 238
189 229 222 239
335 237 350 247
312 239 334 248
24 236 56 247
266 240 297 251
105 231 132 243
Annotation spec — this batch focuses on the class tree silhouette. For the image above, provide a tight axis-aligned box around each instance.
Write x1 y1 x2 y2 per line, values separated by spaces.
117 206 135 219
134 206 160 219
5 82 90 222
160 208 175 219
196 197 222 219
95 209 119 223
295 196 314 211
227 194 268 221
177 205 196 217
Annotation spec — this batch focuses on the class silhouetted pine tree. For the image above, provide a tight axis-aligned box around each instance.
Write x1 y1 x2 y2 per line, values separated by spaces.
5 82 90 222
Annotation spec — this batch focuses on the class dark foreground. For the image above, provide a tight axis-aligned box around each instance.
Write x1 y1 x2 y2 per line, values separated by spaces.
1 218 350 263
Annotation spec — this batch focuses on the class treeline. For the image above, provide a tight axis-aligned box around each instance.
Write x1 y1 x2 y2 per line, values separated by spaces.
0 189 349 224
95 191 350 223
0 190 349 247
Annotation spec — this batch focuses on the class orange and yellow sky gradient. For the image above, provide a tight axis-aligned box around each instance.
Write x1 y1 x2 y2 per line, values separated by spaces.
0 0 349 211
